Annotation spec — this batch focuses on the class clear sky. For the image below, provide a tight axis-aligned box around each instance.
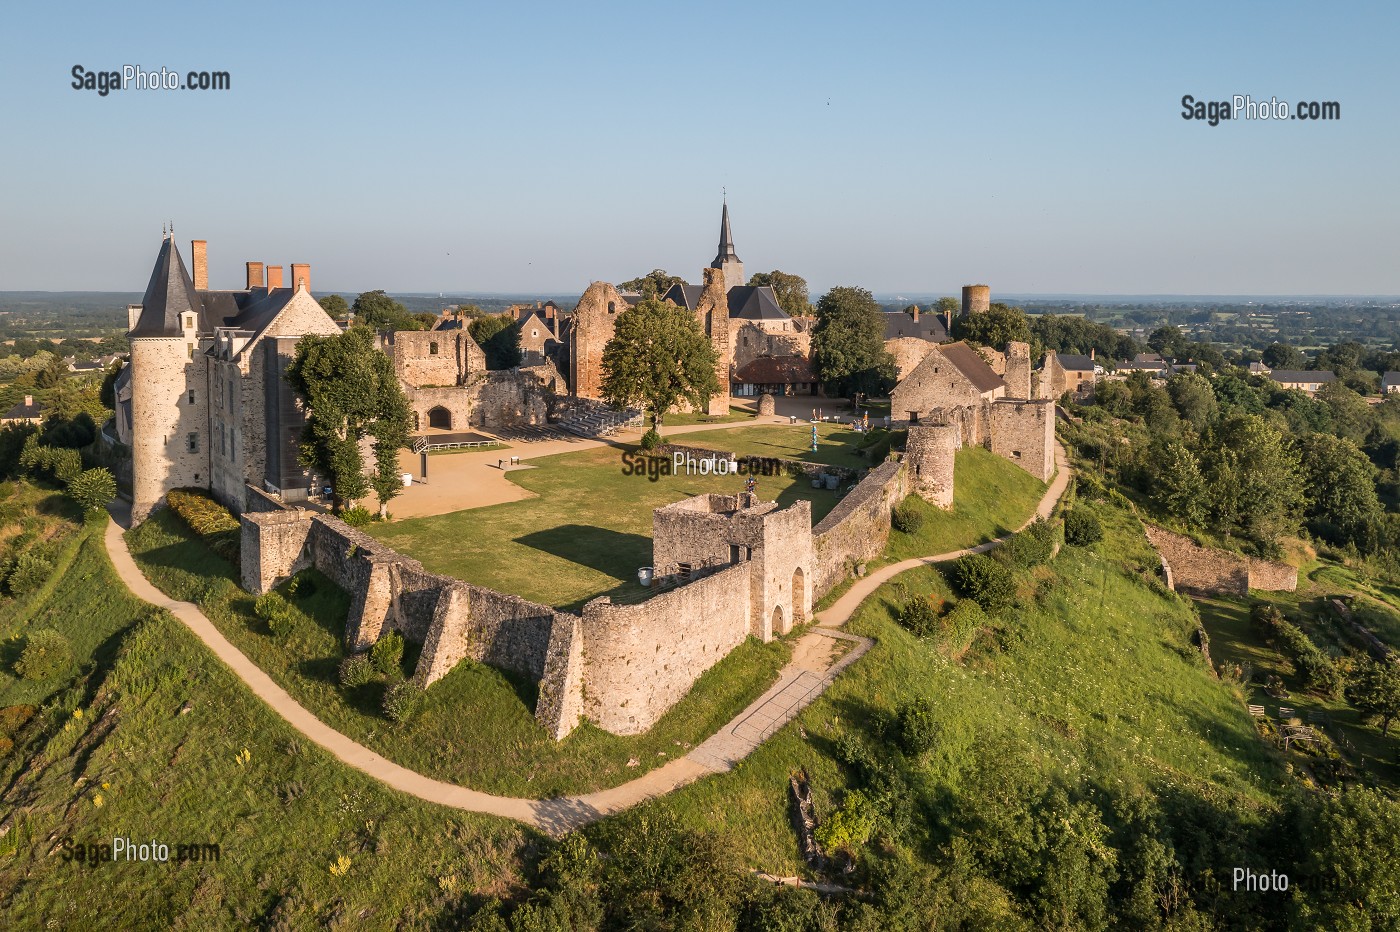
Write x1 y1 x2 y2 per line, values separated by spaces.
1 0 1396 296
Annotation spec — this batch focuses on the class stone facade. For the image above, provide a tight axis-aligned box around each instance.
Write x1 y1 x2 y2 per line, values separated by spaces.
961 284 991 315
906 424 959 508
565 281 626 400
811 461 908 597
1142 525 1298 597
886 336 938 381
695 268 733 415
1003 341 1033 399
988 399 1057 482
379 329 554 432
891 341 1006 423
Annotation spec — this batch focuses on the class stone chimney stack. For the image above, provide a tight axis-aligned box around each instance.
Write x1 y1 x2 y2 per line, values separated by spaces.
24 395 33 407
291 263 310 292
266 266 284 289
246 262 265 290
912 306 920 322
191 240 208 290
1090 348 1096 361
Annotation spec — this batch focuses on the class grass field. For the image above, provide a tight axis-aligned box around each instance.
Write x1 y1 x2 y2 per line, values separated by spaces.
673 422 872 470
635 497 1292 875
656 406 754 427
0 490 532 929
126 510 793 798
372 442 842 610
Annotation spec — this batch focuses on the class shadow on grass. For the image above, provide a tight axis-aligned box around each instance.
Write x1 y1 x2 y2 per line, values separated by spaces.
515 525 649 578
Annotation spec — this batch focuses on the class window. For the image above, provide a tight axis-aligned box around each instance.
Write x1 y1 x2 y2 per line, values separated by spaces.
607 301 616 314
228 379 235 408
187 389 196 405
185 315 194 330
430 341 439 355
186 432 199 453
532 329 538 338
188 344 194 359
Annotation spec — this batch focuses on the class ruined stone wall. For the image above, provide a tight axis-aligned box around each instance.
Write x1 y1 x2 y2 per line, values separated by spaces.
734 321 813 371
406 370 551 432
568 282 626 399
885 336 937 382
988 399 1056 482
579 562 753 735
240 509 315 595
891 347 989 423
811 461 907 598
906 424 959 508
1142 526 1249 597
386 329 485 388
696 268 733 415
1248 558 1299 592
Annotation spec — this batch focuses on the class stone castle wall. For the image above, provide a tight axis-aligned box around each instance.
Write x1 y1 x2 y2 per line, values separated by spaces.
885 336 937 381
988 399 1056 482
811 460 907 597
569 282 626 399
130 337 209 522
906 424 959 508
1142 526 1297 597
1004 341 1033 399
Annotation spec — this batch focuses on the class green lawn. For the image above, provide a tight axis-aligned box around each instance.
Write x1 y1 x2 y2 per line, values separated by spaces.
636 497 1294 877
126 510 793 798
882 446 1049 563
672 422 872 470
657 405 754 427
0 489 531 929
373 443 841 610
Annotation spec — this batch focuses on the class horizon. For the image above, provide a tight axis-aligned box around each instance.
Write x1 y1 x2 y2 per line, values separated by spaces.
2 1 1397 294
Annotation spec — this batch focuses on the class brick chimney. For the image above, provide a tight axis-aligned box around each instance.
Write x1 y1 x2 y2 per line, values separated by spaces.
291 263 310 292
191 240 208 290
912 305 920 322
24 395 33 407
1090 348 1096 360
246 261 265 290
266 265 284 289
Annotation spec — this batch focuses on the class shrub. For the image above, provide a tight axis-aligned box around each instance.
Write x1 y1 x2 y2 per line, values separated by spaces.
891 499 924 534
371 629 405 677
285 573 316 600
50 448 83 483
942 599 986 644
14 628 72 680
996 518 1057 568
254 592 295 636
66 468 117 513
814 789 878 855
640 428 661 451
167 489 240 563
340 506 373 528
896 697 940 756
1064 509 1103 546
6 552 53 597
383 680 424 722
951 553 1016 613
338 653 375 689
0 704 37 739
897 596 939 638
1252 605 1342 698
266 608 295 637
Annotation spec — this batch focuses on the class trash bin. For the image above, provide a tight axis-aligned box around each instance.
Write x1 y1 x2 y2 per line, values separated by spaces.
401 472 413 487
638 567 654 587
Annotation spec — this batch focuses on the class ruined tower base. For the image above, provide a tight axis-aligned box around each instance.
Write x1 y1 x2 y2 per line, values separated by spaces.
905 424 959 509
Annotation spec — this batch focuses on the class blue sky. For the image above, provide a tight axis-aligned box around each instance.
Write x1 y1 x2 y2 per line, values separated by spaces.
1 0 1396 295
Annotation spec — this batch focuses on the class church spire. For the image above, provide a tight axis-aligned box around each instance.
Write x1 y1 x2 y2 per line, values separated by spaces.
714 200 740 265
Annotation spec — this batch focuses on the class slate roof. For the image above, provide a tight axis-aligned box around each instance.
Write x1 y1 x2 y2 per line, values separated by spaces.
711 201 741 267
883 311 947 342
1269 370 1336 385
1057 353 1095 372
938 341 1006 394
661 282 788 321
734 355 814 384
1383 371 1400 390
129 236 206 337
2 397 42 421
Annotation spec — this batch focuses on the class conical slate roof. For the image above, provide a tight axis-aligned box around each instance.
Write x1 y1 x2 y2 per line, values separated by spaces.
711 201 740 267
129 235 203 337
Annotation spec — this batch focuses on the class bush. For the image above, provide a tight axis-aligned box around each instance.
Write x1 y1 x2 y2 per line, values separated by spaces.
814 789 878 855
338 653 375 689
0 704 37 739
891 499 924 534
66 467 117 512
1253 605 1342 698
50 448 83 483
640 428 661 451
1064 509 1103 546
6 552 53 597
340 506 373 528
285 574 316 600
951 553 1016 613
14 628 72 680
254 592 295 636
996 518 1057 568
942 599 986 644
896 697 940 756
383 680 424 723
897 596 939 638
266 607 295 637
371 629 405 677
167 488 240 563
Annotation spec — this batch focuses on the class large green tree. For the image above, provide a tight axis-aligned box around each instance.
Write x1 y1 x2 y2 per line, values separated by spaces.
748 270 812 316
286 327 412 517
468 314 524 369
1298 434 1381 545
1345 659 1400 736
317 294 350 319
950 303 1033 349
600 297 720 432
1261 342 1307 369
1167 372 1218 431
351 290 422 331
811 286 897 399
1199 413 1304 543
618 269 686 299
1152 439 1210 528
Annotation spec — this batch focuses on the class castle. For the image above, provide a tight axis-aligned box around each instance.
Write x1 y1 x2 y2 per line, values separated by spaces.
121 234 341 522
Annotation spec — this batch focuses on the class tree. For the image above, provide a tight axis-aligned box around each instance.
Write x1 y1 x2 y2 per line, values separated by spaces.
1318 381 1376 444
468 314 523 369
286 327 412 517
811 286 897 399
1199 413 1304 543
318 294 350 319
1262 342 1307 370
1152 440 1209 528
1167 372 1217 431
600 297 719 433
350 290 421 331
67 467 117 513
1298 434 1381 545
1346 659 1400 736
618 269 686 299
934 296 960 320
951 303 1032 349
1147 325 1187 359
1292 787 1400 928
748 270 812 316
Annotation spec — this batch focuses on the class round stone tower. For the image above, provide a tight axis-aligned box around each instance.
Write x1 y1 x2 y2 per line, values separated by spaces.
961 284 991 316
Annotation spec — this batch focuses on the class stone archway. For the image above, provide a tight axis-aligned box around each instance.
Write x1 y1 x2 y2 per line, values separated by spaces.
791 566 806 626
427 406 452 430
772 604 786 636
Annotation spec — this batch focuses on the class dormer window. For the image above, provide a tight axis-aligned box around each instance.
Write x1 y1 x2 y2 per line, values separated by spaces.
185 315 195 330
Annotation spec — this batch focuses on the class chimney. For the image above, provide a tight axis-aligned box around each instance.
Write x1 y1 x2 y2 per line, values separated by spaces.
912 306 920 322
1090 348 1096 361
291 263 310 292
191 240 208 290
246 261 265 290
24 395 33 407
266 265 284 289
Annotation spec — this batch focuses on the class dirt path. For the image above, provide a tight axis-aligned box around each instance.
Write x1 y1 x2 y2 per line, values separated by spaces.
103 443 1070 835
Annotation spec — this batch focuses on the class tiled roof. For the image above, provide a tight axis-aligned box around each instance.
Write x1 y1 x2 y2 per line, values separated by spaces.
939 341 1005 394
735 355 814 384
883 311 947 343
1057 353 1095 372
1269 370 1336 384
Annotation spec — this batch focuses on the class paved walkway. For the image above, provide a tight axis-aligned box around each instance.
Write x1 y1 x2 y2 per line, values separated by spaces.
102 443 1069 835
